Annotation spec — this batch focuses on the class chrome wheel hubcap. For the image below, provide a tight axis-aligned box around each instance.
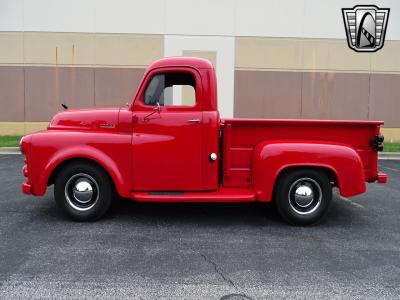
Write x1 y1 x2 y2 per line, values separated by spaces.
73 180 94 204
288 177 322 215
65 173 99 211
294 185 314 208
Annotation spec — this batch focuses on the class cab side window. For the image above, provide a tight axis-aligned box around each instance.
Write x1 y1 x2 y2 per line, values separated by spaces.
144 72 196 107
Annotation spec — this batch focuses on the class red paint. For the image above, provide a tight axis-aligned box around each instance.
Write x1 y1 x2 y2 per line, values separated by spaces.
132 187 255 202
252 141 366 200
20 56 387 202
377 172 388 184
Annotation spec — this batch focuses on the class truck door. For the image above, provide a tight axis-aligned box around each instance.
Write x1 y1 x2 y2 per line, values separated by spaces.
132 68 203 191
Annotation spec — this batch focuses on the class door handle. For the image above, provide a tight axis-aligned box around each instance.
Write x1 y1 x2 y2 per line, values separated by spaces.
187 119 201 123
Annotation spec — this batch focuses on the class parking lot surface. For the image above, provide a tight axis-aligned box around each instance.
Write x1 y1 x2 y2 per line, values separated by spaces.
0 154 399 299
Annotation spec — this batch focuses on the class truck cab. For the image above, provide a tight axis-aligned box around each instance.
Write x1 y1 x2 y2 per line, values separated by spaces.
20 57 387 225
129 57 220 191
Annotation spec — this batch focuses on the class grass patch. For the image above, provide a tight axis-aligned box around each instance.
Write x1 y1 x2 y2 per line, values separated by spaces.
383 142 400 152
0 136 22 147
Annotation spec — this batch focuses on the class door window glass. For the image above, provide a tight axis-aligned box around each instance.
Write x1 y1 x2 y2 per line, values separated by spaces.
144 72 196 107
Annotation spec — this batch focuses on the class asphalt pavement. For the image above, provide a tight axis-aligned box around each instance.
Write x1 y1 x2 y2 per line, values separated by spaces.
0 154 399 299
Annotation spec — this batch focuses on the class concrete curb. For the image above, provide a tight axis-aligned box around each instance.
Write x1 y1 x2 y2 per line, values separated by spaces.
0 147 20 154
1 147 400 159
379 152 400 160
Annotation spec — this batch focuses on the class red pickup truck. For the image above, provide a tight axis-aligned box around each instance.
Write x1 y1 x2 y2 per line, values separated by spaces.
20 57 387 225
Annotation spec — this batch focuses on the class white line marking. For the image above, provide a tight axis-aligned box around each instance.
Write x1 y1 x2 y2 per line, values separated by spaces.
340 196 364 209
0 152 21 155
379 157 400 160
382 166 400 173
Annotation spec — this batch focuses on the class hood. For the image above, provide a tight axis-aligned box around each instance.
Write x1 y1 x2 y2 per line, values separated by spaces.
48 107 120 131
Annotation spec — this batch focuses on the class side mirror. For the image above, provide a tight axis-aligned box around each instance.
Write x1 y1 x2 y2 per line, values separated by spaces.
154 101 161 114
144 102 161 121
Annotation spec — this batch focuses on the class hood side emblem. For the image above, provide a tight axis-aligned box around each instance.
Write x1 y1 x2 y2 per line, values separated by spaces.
99 123 116 129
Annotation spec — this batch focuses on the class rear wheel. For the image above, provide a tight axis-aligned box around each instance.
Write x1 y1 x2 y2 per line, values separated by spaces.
54 162 112 221
275 168 332 225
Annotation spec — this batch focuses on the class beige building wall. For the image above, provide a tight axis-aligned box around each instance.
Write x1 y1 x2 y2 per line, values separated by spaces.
0 32 163 134
235 38 400 139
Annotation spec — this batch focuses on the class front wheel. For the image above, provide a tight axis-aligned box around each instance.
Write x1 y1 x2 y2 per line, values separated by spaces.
274 168 332 225
54 162 112 221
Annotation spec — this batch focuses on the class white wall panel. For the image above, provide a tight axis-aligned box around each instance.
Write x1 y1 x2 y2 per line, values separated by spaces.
1 0 400 39
165 0 235 36
164 35 235 117
95 0 164 34
0 0 23 31
23 0 95 32
235 0 305 38
384 0 400 40
303 0 400 39
235 0 400 40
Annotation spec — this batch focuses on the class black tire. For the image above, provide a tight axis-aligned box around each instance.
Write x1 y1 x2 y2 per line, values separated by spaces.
54 161 112 221
274 168 332 226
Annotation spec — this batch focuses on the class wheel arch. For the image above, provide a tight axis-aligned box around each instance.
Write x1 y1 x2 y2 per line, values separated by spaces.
275 165 339 188
44 151 130 198
48 157 113 187
272 165 338 199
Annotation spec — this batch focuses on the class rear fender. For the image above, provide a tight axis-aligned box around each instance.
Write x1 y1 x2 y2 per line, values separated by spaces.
252 140 366 201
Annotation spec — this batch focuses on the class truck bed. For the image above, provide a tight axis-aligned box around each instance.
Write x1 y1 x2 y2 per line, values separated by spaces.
222 118 383 188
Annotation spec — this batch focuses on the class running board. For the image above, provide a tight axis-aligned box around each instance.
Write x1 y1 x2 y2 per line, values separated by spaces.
131 188 256 202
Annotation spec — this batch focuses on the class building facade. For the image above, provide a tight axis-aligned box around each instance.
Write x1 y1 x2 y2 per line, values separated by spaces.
0 0 400 141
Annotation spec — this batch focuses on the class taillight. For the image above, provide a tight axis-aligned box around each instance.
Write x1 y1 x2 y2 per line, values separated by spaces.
371 134 384 151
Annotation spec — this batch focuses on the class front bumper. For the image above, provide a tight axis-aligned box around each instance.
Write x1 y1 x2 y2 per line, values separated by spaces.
22 163 32 195
20 135 32 195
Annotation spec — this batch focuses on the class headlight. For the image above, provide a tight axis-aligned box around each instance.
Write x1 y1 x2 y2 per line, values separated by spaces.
19 135 31 155
19 136 24 154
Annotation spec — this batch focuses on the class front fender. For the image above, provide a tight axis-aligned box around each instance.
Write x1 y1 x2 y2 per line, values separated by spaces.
29 131 132 198
252 140 366 201
41 146 127 196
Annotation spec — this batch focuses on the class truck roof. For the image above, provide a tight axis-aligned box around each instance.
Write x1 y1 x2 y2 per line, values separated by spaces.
147 56 214 70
